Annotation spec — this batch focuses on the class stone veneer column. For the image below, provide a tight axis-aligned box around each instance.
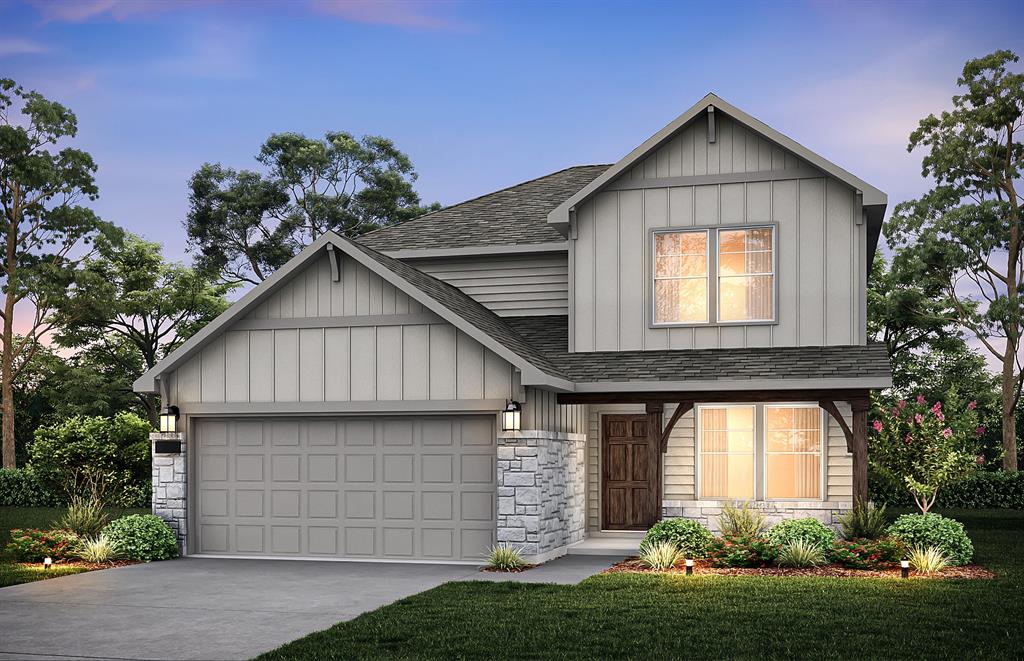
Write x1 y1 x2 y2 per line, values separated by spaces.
150 432 187 554
496 430 587 563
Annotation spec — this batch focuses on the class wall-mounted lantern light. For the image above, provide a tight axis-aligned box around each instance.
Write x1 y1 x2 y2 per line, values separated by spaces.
159 405 180 433
502 400 522 432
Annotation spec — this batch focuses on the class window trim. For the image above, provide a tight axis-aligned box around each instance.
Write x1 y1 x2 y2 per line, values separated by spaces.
696 402 826 502
696 404 757 500
649 223 778 329
762 404 825 501
651 228 710 326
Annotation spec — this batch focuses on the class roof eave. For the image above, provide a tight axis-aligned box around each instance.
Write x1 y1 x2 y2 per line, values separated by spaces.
548 92 888 227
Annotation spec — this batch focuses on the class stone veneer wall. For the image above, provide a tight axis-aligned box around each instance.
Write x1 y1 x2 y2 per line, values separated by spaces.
150 432 187 554
496 430 586 562
662 499 853 532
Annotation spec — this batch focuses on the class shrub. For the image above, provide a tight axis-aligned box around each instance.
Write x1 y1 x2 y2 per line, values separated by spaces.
716 501 767 538
777 540 826 568
27 412 152 507
102 515 178 562
828 538 905 569
871 470 1024 509
837 502 889 540
4 528 80 562
485 543 527 571
707 535 779 568
642 518 713 558
0 468 62 506
57 496 110 538
908 545 949 575
75 535 122 564
870 393 983 513
637 541 684 570
767 518 835 551
886 513 973 566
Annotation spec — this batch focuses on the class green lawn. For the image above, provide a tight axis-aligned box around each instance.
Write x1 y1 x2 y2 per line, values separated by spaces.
259 509 1024 660
0 506 148 588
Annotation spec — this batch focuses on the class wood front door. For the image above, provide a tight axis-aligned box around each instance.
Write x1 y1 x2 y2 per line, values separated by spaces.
602 414 660 530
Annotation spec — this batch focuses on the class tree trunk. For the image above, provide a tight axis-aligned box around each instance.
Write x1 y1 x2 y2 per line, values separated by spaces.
1001 352 1018 471
1 292 15 469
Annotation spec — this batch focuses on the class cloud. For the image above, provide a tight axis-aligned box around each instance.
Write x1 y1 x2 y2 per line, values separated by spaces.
0 37 50 56
150 22 259 79
31 0 215 23
308 0 467 31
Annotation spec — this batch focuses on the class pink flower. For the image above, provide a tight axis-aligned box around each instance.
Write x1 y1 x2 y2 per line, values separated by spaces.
872 420 883 432
976 455 985 465
942 428 952 438
904 433 913 444
916 394 926 405
931 401 942 414
897 399 907 410
967 400 977 410
914 413 923 424
935 411 945 422
976 426 986 436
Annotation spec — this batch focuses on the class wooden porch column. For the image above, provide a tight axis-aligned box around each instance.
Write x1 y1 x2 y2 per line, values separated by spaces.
850 398 869 505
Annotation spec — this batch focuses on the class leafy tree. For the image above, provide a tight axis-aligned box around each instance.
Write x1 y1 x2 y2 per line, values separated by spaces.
8 342 139 465
870 393 985 513
186 132 439 285
886 50 1024 470
53 234 232 425
0 79 118 468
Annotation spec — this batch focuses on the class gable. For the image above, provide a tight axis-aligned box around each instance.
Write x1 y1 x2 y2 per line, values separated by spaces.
622 111 813 181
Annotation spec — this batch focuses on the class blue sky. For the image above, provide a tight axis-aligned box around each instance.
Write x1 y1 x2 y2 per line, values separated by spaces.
1 0 1022 268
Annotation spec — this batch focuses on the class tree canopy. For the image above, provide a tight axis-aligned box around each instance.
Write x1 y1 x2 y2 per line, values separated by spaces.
185 131 439 285
885 50 1024 470
0 79 118 468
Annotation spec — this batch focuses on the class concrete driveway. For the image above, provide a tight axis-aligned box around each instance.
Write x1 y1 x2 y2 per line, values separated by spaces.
0 555 620 660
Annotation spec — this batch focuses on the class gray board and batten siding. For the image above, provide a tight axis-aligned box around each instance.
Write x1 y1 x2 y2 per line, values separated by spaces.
570 112 867 353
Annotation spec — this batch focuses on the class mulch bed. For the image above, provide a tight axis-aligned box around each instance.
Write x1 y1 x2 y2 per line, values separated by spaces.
20 559 139 571
480 563 537 573
605 558 994 580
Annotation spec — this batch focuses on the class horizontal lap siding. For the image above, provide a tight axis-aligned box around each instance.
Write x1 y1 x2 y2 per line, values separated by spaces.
585 402 853 531
171 323 513 404
409 254 569 317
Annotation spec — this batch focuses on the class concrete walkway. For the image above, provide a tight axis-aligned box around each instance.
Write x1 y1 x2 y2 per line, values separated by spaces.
0 554 623 661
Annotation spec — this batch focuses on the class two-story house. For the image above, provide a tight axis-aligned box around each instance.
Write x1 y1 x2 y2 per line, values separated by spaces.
136 93 891 563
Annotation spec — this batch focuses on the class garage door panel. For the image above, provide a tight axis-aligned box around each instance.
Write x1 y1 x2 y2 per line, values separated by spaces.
195 416 495 561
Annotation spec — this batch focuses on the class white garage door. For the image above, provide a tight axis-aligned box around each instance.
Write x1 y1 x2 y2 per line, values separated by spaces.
192 416 496 561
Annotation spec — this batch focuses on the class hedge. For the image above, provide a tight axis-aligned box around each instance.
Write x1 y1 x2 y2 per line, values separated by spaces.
870 470 1024 509
0 468 63 507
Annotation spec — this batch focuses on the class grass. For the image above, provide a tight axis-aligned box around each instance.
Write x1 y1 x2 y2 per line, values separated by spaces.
0 506 147 588
258 509 1024 660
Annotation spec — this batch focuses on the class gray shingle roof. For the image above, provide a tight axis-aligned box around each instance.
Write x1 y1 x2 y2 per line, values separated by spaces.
505 316 891 384
359 165 610 251
344 238 568 381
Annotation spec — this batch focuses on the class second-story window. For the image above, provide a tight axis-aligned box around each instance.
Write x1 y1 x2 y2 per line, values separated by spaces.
718 228 774 322
654 230 708 324
652 226 775 326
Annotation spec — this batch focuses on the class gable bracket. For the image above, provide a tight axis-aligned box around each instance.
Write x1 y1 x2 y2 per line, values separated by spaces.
660 401 693 453
326 243 343 282
818 400 853 453
707 105 716 143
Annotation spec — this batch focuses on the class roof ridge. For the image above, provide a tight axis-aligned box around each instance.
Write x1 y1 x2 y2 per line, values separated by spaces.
360 163 611 239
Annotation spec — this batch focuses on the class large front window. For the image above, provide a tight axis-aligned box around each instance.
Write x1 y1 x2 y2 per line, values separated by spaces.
698 403 823 500
652 226 775 325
